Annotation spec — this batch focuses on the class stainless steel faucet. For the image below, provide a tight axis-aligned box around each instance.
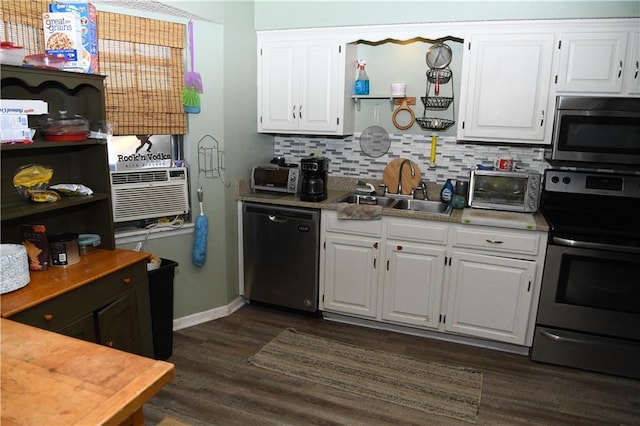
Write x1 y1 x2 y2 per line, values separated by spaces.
413 180 429 200
397 159 415 194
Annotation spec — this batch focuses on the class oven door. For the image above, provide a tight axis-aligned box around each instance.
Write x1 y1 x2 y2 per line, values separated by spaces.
536 237 640 341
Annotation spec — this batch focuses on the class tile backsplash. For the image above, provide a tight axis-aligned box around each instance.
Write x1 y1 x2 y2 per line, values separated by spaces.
275 133 548 184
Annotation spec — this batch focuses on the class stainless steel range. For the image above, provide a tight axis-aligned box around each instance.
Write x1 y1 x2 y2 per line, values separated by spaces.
531 169 640 379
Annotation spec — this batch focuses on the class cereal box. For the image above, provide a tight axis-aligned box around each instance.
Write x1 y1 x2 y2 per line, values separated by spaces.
42 12 84 72
48 3 99 74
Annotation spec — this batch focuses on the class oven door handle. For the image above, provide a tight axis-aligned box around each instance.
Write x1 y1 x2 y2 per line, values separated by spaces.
552 236 640 254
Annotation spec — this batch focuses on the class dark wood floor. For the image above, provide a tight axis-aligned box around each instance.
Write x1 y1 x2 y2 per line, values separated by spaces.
144 304 640 425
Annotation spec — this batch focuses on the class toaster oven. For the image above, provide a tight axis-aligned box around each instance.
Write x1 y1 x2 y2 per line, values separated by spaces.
468 169 541 213
251 164 301 194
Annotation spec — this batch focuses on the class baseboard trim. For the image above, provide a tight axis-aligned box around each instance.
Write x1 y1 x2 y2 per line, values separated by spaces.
322 311 531 356
173 297 246 331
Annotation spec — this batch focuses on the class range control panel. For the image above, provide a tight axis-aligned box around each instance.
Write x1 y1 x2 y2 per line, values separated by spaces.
544 169 640 198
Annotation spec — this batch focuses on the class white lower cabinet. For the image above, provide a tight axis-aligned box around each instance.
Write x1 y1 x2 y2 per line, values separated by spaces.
323 233 380 318
381 241 445 329
319 210 547 348
444 251 536 345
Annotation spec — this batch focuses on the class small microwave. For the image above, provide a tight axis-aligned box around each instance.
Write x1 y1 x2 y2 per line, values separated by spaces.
251 164 301 194
468 169 541 213
547 96 640 168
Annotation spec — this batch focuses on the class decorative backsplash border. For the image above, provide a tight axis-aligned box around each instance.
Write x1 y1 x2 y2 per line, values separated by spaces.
274 134 549 184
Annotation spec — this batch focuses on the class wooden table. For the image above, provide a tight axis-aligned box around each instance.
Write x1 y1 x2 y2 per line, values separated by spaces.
1 319 175 425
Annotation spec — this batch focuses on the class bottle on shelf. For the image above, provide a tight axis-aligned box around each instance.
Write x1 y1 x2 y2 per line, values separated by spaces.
354 59 369 95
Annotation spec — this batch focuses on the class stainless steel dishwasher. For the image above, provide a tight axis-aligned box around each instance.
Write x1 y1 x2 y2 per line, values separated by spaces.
242 202 320 312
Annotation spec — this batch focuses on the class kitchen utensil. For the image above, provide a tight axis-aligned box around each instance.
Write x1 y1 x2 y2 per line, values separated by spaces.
392 97 416 130
23 53 67 70
360 105 390 158
0 42 25 66
382 158 422 195
192 187 208 267
426 41 452 69
426 42 452 96
40 110 89 141
183 20 202 114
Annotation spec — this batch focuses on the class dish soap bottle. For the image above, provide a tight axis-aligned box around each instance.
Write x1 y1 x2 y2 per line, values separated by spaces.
440 179 454 203
354 59 369 95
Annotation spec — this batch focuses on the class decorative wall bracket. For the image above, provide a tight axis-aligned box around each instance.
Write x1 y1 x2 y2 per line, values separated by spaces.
197 134 229 186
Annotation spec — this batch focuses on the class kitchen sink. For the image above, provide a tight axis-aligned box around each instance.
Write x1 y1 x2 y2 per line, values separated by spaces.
332 194 396 207
392 199 452 215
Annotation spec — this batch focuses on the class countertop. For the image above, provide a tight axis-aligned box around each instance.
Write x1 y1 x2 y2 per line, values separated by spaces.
0 318 175 425
0 249 151 318
236 178 549 232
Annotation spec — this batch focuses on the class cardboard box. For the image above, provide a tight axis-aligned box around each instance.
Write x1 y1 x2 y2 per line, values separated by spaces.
1 128 32 143
0 99 49 115
48 3 99 74
1 114 29 129
22 225 50 271
42 11 84 72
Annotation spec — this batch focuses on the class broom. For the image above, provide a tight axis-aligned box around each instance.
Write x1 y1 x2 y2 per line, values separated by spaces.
192 187 208 267
183 20 203 114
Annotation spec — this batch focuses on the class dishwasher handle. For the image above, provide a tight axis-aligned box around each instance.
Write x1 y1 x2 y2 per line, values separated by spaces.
268 215 288 223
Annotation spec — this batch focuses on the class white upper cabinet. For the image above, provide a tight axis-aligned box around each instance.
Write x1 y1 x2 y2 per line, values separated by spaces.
556 31 629 94
257 38 354 135
457 32 555 145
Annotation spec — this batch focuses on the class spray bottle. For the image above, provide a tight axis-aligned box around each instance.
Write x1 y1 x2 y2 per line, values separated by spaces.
354 59 370 95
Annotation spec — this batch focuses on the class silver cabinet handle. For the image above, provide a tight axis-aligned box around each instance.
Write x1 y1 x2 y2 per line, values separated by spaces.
618 60 623 78
292 105 296 119
268 215 288 223
299 105 302 119
635 60 639 79
485 239 504 244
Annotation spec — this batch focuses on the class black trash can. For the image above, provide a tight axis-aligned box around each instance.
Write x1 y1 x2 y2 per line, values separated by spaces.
148 258 178 360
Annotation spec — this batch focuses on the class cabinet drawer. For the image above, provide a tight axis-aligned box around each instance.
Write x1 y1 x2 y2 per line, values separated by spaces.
452 226 540 255
324 211 382 237
10 262 147 332
386 218 448 245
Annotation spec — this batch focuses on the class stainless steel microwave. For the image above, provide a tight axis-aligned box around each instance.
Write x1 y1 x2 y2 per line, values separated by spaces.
469 169 541 213
546 96 640 167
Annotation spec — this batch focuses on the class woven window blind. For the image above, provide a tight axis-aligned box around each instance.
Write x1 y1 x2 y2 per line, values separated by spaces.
1 0 186 135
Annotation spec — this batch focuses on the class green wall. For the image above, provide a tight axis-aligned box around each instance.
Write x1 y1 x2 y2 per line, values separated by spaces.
255 1 640 30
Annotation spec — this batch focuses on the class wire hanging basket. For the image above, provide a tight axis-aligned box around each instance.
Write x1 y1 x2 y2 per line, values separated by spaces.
418 62 456 131
415 117 456 131
421 96 453 111
426 68 452 84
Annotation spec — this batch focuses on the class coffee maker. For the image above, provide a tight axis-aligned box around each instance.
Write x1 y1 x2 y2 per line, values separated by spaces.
300 156 329 202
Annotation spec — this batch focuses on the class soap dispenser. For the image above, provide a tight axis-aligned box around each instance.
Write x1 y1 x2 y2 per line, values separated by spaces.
440 179 454 203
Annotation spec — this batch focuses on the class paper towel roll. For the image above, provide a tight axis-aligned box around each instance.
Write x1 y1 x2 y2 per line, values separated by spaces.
1 244 30 294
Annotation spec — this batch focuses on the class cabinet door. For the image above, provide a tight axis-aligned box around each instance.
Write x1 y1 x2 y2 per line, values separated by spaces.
323 234 379 318
258 40 341 134
556 31 628 93
624 32 640 95
56 312 98 342
97 293 143 355
381 242 445 329
458 33 554 144
445 251 535 345
258 41 299 132
297 42 340 132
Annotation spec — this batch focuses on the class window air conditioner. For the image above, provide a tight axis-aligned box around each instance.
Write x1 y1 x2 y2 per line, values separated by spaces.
110 167 189 222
